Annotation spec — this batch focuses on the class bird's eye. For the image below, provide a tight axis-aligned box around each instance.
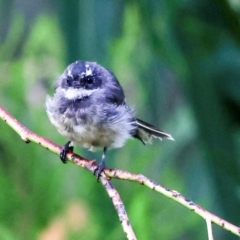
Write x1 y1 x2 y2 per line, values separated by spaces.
86 77 93 85
66 76 72 86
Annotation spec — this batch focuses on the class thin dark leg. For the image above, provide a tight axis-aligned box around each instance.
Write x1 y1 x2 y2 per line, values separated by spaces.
60 141 74 163
94 147 107 180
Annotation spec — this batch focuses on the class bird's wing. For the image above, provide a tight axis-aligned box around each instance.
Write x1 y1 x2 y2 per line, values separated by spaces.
134 118 174 144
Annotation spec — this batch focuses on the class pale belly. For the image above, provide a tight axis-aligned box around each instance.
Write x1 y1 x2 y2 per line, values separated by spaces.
57 120 132 151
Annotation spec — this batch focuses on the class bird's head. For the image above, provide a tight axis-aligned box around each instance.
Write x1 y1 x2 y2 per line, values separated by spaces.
59 61 102 100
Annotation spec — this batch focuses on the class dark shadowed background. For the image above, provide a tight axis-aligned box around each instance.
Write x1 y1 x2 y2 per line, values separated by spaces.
0 1 240 239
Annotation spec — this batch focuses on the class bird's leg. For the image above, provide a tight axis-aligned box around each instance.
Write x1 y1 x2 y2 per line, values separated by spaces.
94 147 107 180
60 141 74 163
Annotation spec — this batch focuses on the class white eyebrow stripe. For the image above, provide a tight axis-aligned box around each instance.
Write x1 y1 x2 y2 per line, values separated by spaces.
67 69 73 77
85 64 93 76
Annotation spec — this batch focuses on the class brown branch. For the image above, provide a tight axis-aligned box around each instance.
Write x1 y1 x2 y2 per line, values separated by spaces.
100 177 136 239
1 105 240 238
104 169 240 237
206 218 214 240
0 105 136 240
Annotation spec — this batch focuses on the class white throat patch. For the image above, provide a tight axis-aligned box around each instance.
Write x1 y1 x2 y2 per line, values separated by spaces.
62 88 98 100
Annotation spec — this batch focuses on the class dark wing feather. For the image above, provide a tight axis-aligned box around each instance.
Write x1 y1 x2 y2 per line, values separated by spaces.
134 118 174 144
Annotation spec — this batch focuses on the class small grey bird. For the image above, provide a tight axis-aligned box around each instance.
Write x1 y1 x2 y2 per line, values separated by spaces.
46 60 173 178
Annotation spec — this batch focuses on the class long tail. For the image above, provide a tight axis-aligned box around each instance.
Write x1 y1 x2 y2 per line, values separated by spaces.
134 118 174 144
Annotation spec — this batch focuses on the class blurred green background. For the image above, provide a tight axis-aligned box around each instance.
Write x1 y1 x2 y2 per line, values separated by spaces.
1 0 240 239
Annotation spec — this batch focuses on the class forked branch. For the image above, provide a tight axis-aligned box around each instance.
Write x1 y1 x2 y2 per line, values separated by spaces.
0 105 240 239
0 105 136 240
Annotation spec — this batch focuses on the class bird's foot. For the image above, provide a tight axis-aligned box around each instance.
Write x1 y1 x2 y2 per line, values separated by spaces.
94 161 106 181
60 141 73 163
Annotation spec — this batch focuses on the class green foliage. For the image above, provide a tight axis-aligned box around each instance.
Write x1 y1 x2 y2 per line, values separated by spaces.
0 1 240 239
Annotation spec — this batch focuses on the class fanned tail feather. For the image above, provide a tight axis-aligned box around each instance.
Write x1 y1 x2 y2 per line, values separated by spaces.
134 119 174 144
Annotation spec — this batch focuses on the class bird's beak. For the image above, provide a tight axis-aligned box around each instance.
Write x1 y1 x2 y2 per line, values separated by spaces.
72 80 81 88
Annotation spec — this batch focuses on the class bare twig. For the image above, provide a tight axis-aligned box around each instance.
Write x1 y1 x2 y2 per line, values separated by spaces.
104 169 240 237
1 105 240 238
206 218 214 240
100 176 137 240
0 105 136 240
